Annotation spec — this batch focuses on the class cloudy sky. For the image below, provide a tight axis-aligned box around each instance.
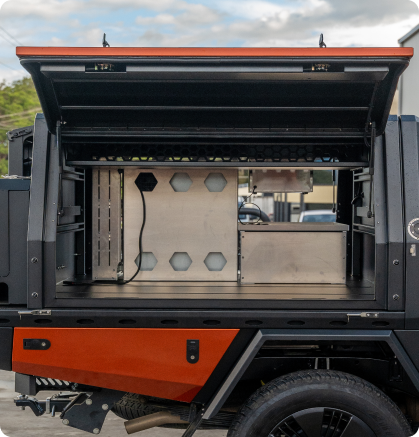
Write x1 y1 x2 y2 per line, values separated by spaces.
0 0 419 82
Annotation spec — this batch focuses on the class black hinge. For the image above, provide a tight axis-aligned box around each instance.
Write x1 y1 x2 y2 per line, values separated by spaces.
389 358 403 382
187 340 199 364
23 339 51 350
7 126 33 141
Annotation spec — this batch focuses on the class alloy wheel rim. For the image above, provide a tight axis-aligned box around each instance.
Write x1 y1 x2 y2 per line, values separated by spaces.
268 407 376 437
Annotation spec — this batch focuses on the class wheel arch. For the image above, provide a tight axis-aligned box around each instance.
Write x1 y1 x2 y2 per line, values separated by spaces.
202 329 419 420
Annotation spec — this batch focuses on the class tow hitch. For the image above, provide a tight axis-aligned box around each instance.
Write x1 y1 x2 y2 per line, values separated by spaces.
15 389 124 435
14 393 73 416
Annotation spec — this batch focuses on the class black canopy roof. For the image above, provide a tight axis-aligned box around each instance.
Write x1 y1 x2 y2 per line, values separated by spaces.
18 47 412 138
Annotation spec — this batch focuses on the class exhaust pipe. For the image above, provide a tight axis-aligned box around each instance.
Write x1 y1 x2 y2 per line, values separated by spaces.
124 411 188 434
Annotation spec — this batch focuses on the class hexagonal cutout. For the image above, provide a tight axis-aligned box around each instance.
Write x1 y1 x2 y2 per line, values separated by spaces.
204 173 227 192
169 252 192 271
204 252 227 271
170 173 192 192
135 252 158 271
135 173 158 192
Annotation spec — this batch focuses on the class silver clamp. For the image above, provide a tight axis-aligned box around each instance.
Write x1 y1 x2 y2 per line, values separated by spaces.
347 312 379 323
18 310 52 320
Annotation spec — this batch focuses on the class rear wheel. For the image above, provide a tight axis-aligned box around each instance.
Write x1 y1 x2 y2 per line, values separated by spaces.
228 370 413 437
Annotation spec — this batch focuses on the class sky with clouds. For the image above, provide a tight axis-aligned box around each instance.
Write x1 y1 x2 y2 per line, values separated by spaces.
0 0 418 82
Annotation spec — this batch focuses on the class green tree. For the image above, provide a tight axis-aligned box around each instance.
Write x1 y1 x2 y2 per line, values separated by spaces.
0 77 41 176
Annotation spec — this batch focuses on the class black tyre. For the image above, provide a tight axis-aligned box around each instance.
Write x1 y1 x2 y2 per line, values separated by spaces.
228 370 413 437
112 393 161 421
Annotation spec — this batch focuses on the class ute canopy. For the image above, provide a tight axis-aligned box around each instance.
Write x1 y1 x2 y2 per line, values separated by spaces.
17 47 412 137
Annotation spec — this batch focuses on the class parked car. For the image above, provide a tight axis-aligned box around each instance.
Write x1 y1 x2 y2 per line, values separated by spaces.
299 210 336 222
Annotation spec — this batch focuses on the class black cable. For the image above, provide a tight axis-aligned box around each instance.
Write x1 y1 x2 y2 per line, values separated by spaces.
239 185 262 225
0 60 18 71
0 32 15 47
0 26 23 46
123 189 146 284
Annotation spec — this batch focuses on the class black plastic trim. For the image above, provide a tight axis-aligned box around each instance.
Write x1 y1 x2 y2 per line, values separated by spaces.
193 329 256 405
0 327 13 371
0 309 404 330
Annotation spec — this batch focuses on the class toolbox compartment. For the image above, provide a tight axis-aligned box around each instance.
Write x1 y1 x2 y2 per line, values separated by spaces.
240 223 348 285
5 46 411 310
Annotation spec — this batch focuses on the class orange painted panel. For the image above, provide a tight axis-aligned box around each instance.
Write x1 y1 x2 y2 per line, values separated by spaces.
13 328 238 402
16 47 413 59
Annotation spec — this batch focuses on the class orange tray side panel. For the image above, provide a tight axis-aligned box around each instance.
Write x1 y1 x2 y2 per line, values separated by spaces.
12 328 239 402
16 47 414 59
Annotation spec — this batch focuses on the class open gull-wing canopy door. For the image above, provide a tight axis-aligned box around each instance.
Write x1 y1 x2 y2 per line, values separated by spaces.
17 47 412 139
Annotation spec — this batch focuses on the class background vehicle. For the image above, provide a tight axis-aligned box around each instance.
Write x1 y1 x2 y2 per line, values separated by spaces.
299 209 336 222
0 45 418 437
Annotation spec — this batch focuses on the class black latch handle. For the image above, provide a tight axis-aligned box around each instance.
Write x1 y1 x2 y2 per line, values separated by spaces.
23 339 51 350
187 340 199 364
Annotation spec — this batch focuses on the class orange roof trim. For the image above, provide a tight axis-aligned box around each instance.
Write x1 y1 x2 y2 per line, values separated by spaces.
16 46 414 58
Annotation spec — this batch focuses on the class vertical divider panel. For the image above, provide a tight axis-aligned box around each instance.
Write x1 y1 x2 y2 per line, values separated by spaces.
92 169 121 280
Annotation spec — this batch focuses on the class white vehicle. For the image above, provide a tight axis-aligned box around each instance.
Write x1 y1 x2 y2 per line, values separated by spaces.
299 209 336 222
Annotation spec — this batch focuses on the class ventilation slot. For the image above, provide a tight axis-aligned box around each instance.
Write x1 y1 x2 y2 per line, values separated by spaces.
135 252 157 271
119 319 136 325
204 253 227 271
34 319 52 324
77 319 94 325
287 320 305 326
203 320 221 326
245 320 263 326
169 252 192 271
330 321 348 326
170 173 192 192
204 173 227 192
161 320 179 325
372 321 390 327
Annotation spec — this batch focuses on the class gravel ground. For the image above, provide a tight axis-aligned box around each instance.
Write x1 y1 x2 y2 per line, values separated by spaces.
0 371 226 437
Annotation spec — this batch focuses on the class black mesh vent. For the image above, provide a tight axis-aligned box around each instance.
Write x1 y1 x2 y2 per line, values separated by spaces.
65 142 366 164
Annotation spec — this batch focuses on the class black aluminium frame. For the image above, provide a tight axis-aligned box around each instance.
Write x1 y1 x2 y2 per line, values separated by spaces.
17 113 404 315
401 116 419 329
15 52 409 313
